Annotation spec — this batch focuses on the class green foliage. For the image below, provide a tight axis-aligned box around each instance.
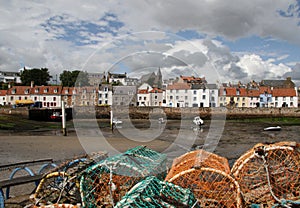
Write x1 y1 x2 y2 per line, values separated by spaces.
59 70 90 87
20 68 51 86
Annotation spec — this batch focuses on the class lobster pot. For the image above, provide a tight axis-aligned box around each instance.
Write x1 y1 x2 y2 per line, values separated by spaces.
231 141 300 207
115 176 200 208
165 149 231 181
168 167 242 208
33 152 107 206
80 146 167 207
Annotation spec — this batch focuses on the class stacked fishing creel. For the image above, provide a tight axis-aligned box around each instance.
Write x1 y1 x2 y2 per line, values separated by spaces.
165 149 243 208
231 141 300 207
33 151 107 206
80 146 167 207
115 176 200 208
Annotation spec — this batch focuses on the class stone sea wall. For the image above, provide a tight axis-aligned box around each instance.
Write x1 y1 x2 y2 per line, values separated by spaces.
73 106 300 120
2 106 299 120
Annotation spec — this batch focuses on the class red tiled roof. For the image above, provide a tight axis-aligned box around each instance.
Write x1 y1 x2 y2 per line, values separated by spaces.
7 86 32 95
167 83 190 90
259 86 271 94
0 90 7 96
180 75 203 82
247 89 260 97
272 88 296 97
31 86 62 95
225 87 236 96
138 89 148 94
149 88 163 93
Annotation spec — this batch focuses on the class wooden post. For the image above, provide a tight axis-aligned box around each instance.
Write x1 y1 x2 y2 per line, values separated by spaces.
62 101 67 136
110 110 113 132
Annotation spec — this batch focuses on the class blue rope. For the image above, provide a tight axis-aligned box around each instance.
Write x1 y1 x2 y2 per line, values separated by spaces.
0 189 4 208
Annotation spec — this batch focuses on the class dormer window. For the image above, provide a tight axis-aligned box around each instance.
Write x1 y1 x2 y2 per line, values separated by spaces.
44 88 48 93
65 89 68 94
12 89 16 94
35 89 39 93
25 89 29 94
72 90 76 94
54 88 58 93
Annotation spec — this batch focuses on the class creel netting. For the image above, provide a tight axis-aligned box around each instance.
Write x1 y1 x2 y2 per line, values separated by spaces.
80 146 167 207
231 141 300 207
166 149 243 208
115 176 200 208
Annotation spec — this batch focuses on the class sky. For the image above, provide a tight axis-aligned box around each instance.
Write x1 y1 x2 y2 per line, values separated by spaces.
1 0 300 85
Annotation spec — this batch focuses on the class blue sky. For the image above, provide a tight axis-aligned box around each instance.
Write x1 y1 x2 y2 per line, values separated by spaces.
1 0 300 84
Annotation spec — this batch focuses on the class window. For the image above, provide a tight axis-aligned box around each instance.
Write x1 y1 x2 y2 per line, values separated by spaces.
290 102 293 107
211 97 215 101
19 96 21 100
35 89 39 93
144 97 146 100
283 97 286 101
185 89 188 93
139 97 141 100
202 95 206 99
251 97 253 100
211 90 214 93
176 90 179 93
185 96 188 100
43 97 46 101
170 90 173 93
242 97 245 101
154 96 158 99
170 96 173 100
53 97 56 101
193 90 197 95
105 94 108 98
104 87 108 92
99 94 102 98
203 89 206 93
193 97 197 101
54 89 58 93
44 88 48 93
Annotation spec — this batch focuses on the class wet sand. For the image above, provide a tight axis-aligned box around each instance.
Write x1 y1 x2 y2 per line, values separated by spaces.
0 118 299 202
0 119 299 166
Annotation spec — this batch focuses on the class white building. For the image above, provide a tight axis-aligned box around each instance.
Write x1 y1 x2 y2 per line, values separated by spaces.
271 88 298 108
0 71 21 83
98 84 113 106
31 86 62 108
166 83 190 107
149 88 164 106
190 84 210 107
137 89 150 106
0 90 7 105
6 86 33 106
207 84 219 107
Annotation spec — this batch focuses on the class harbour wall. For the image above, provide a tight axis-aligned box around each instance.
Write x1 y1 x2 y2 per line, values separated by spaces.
1 106 300 120
73 106 300 120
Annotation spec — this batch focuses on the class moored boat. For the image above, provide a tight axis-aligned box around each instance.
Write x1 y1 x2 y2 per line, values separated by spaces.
263 126 281 131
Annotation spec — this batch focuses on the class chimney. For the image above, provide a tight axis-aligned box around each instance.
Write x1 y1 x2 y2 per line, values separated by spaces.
31 81 34 88
8 83 11 89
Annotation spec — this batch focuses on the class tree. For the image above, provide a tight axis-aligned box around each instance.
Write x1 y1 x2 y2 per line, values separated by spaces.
59 70 90 87
20 68 51 86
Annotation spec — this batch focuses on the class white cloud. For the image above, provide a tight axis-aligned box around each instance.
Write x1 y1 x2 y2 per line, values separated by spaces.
0 0 298 85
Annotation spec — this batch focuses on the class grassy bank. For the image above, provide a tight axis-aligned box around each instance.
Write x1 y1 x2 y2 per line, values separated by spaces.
228 117 300 125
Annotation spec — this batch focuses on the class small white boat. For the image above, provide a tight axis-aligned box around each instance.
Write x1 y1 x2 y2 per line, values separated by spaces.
113 118 122 125
158 117 165 124
264 126 281 131
193 116 204 126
